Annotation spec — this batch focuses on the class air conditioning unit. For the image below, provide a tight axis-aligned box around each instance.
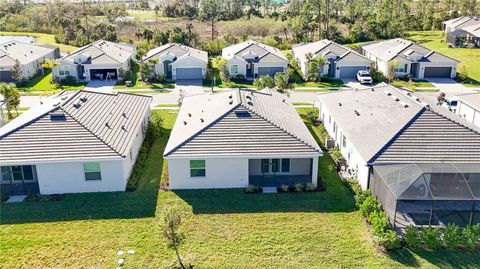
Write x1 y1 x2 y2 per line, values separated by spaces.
325 138 335 149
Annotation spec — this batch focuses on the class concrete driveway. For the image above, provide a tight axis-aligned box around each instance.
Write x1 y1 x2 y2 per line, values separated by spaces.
84 80 116 93
342 78 375 90
425 78 476 95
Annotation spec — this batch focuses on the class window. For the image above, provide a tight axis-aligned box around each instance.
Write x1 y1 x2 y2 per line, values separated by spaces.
281 159 290 173
231 64 239 74
329 115 331 123
59 65 70 76
84 163 101 180
333 121 337 133
271 159 280 173
342 135 347 148
190 160 206 177
261 159 269 173
394 63 407 73
1 165 37 182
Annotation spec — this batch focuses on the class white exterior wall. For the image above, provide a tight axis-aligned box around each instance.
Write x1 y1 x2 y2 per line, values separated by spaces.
456 100 480 128
36 159 126 194
317 101 370 189
122 110 150 179
227 57 247 78
167 157 249 189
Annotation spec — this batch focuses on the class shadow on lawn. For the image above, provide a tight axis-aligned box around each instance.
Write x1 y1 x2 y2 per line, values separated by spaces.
388 248 480 269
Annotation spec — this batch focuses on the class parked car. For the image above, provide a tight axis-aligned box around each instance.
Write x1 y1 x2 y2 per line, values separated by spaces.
356 70 373 84
442 97 458 112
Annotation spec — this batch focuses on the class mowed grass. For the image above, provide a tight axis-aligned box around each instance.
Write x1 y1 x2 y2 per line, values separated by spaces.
17 71 86 92
0 31 78 53
406 31 480 85
391 79 437 91
1 110 480 268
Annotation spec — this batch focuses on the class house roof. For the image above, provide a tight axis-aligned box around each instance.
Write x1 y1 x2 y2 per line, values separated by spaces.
318 83 480 164
361 38 459 63
457 92 480 111
0 90 151 164
443 16 480 29
143 43 208 63
0 41 57 67
62 40 135 65
292 39 371 64
164 89 321 158
222 40 288 62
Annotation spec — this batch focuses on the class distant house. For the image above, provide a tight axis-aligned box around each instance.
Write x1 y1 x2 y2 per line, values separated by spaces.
164 89 322 189
361 38 459 79
221 40 288 80
456 92 480 128
292 40 372 79
0 41 59 82
143 43 208 81
443 16 480 48
52 40 136 82
316 84 480 228
0 90 151 195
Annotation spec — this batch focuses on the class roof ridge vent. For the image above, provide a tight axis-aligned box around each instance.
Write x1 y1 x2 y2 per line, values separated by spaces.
399 101 409 108
354 110 360 116
105 122 111 128
80 96 88 102
421 102 430 108
122 112 128 118
121 125 127 131
411 95 420 101
73 102 81 109
183 121 187 125
391 95 399 101
49 111 66 121
384 90 391 96
338 102 342 106
200 118 204 123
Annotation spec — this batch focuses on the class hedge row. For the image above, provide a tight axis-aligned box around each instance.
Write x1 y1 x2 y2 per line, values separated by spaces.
405 224 480 251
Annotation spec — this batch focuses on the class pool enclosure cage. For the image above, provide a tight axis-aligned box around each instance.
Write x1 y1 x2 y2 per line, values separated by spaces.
370 163 480 229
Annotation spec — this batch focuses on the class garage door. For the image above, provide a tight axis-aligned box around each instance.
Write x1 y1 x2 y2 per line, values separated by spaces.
176 68 203 80
0 70 14 82
424 67 452 78
90 69 117 80
258 67 284 77
339 66 367 78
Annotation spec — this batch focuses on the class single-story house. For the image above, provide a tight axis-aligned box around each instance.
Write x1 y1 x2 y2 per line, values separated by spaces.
0 90 151 195
361 38 459 79
221 40 288 80
143 43 208 81
443 16 480 48
52 40 136 82
456 92 480 128
316 84 480 227
0 41 60 82
164 88 322 189
292 39 372 79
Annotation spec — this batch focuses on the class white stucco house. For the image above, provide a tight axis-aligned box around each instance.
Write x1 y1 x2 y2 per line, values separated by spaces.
292 39 372 79
361 38 459 79
143 43 208 81
221 40 288 80
0 90 151 195
52 40 136 82
164 88 322 189
316 83 480 190
0 41 60 82
455 92 480 128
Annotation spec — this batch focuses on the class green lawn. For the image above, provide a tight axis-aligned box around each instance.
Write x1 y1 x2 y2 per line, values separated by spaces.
0 31 78 53
293 80 344 88
17 71 86 92
391 79 437 91
113 80 174 90
1 109 479 268
406 31 480 86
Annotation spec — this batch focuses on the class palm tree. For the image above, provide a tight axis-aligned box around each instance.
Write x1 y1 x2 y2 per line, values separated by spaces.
41 59 59 74
0 83 21 120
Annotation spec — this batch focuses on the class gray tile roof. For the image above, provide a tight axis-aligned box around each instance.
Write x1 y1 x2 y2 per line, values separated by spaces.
0 41 57 66
143 43 208 63
62 40 135 64
371 109 480 164
361 38 459 63
222 40 288 62
164 89 321 157
292 39 371 64
0 91 151 163
318 83 480 165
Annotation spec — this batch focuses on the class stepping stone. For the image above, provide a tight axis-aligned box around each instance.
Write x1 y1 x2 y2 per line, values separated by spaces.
117 250 125 256
6 195 27 203
262 187 277 193
127 250 135 254
118 258 124 266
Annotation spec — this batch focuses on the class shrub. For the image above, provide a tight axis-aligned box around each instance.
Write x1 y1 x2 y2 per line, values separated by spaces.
422 227 442 250
294 183 304 192
443 224 462 249
245 184 259 193
375 230 401 250
306 108 319 125
60 75 78 85
359 195 381 218
462 224 480 250
280 184 289 192
305 182 316 192
368 210 389 236
404 226 421 249
354 189 371 208
234 74 245 82
25 193 65 202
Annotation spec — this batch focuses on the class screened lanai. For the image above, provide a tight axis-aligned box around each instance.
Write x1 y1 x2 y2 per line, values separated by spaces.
370 163 480 229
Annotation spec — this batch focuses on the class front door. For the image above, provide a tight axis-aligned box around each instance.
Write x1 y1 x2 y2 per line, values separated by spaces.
164 61 173 79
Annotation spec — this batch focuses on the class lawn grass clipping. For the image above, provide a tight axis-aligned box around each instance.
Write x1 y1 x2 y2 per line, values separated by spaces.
1 110 479 268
